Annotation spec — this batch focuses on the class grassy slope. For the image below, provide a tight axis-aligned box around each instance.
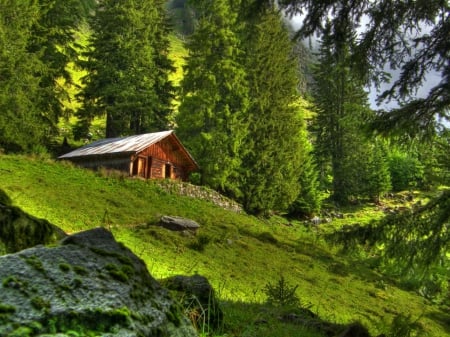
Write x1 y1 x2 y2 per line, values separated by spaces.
0 155 448 336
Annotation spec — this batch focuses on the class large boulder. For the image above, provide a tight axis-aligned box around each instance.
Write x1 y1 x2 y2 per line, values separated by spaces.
0 190 66 254
0 227 198 337
162 274 223 330
159 215 200 232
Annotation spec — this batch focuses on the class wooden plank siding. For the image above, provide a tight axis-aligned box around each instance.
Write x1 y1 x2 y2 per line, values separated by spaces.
59 131 198 182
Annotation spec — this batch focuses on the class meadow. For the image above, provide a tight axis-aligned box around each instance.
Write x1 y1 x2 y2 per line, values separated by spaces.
0 154 448 336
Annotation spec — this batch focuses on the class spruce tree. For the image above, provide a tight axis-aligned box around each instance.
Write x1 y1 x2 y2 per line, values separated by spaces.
27 0 82 136
365 140 391 203
313 22 372 204
0 1 43 151
278 0 450 275
176 0 249 196
288 122 322 217
239 6 310 214
77 0 174 138
278 0 450 132
0 0 82 151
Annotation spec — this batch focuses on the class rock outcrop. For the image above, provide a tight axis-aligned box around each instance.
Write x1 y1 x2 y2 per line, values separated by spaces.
163 274 223 330
0 190 66 254
0 227 198 337
159 215 200 232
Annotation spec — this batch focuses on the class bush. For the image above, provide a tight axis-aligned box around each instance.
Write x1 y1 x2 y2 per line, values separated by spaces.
388 152 424 191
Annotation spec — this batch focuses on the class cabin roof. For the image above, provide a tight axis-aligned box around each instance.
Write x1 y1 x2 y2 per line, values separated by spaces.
59 131 198 169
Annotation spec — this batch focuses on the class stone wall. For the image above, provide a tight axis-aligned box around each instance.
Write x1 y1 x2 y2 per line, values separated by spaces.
155 180 243 213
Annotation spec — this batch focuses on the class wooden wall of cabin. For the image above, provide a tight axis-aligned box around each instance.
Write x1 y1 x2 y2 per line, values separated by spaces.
149 157 187 180
138 138 191 180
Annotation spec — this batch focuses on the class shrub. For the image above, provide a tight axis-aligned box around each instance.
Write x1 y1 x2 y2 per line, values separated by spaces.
263 275 300 307
388 152 424 191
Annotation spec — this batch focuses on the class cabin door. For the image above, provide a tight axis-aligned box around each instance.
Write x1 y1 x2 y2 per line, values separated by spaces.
132 156 148 178
164 163 171 179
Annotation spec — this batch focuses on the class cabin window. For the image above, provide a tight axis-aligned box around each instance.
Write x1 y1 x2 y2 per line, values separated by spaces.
164 163 171 179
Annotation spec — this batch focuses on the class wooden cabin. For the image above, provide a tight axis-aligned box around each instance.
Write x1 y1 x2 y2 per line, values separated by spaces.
58 131 198 181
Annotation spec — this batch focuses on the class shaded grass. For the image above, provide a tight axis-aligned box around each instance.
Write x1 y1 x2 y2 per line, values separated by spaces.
0 155 448 336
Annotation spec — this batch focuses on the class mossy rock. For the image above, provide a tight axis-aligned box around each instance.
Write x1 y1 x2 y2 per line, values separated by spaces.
0 227 198 337
0 196 66 254
0 189 11 206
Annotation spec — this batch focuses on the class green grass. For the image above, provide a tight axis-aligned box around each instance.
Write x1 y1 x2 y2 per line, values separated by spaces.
0 154 449 336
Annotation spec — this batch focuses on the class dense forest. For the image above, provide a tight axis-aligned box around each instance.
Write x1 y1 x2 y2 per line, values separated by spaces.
1 0 449 309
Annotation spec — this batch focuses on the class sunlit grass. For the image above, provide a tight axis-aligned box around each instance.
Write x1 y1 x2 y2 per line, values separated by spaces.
0 155 448 336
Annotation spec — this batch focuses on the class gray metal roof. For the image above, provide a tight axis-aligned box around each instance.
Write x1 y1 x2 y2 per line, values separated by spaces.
59 130 174 159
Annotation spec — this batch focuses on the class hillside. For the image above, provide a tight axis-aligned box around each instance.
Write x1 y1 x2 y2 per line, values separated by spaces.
0 154 449 336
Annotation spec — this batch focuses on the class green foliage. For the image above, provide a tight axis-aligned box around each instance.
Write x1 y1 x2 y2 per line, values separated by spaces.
27 0 82 135
0 1 44 152
329 190 450 280
278 1 450 134
263 275 300 308
256 232 278 245
388 149 424 192
77 0 175 138
7 326 33 337
176 0 249 196
365 140 392 202
187 234 211 252
289 129 322 217
312 22 375 204
1 155 449 336
239 7 310 214
384 314 423 337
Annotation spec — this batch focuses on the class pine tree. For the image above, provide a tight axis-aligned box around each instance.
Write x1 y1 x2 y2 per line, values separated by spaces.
0 1 43 151
176 0 249 195
27 0 82 136
288 127 322 217
77 0 174 138
239 6 311 214
278 0 450 275
313 22 372 204
0 0 82 151
365 140 391 203
278 0 450 132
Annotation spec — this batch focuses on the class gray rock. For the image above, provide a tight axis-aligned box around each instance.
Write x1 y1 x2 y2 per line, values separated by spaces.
0 195 66 254
0 227 198 337
159 215 200 232
163 274 223 330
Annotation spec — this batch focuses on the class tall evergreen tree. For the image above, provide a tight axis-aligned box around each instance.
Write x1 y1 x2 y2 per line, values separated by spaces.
27 0 82 137
277 0 450 276
239 6 310 214
176 0 249 195
0 1 44 152
313 22 372 204
278 0 450 132
77 0 174 138
364 139 391 203
0 0 82 151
